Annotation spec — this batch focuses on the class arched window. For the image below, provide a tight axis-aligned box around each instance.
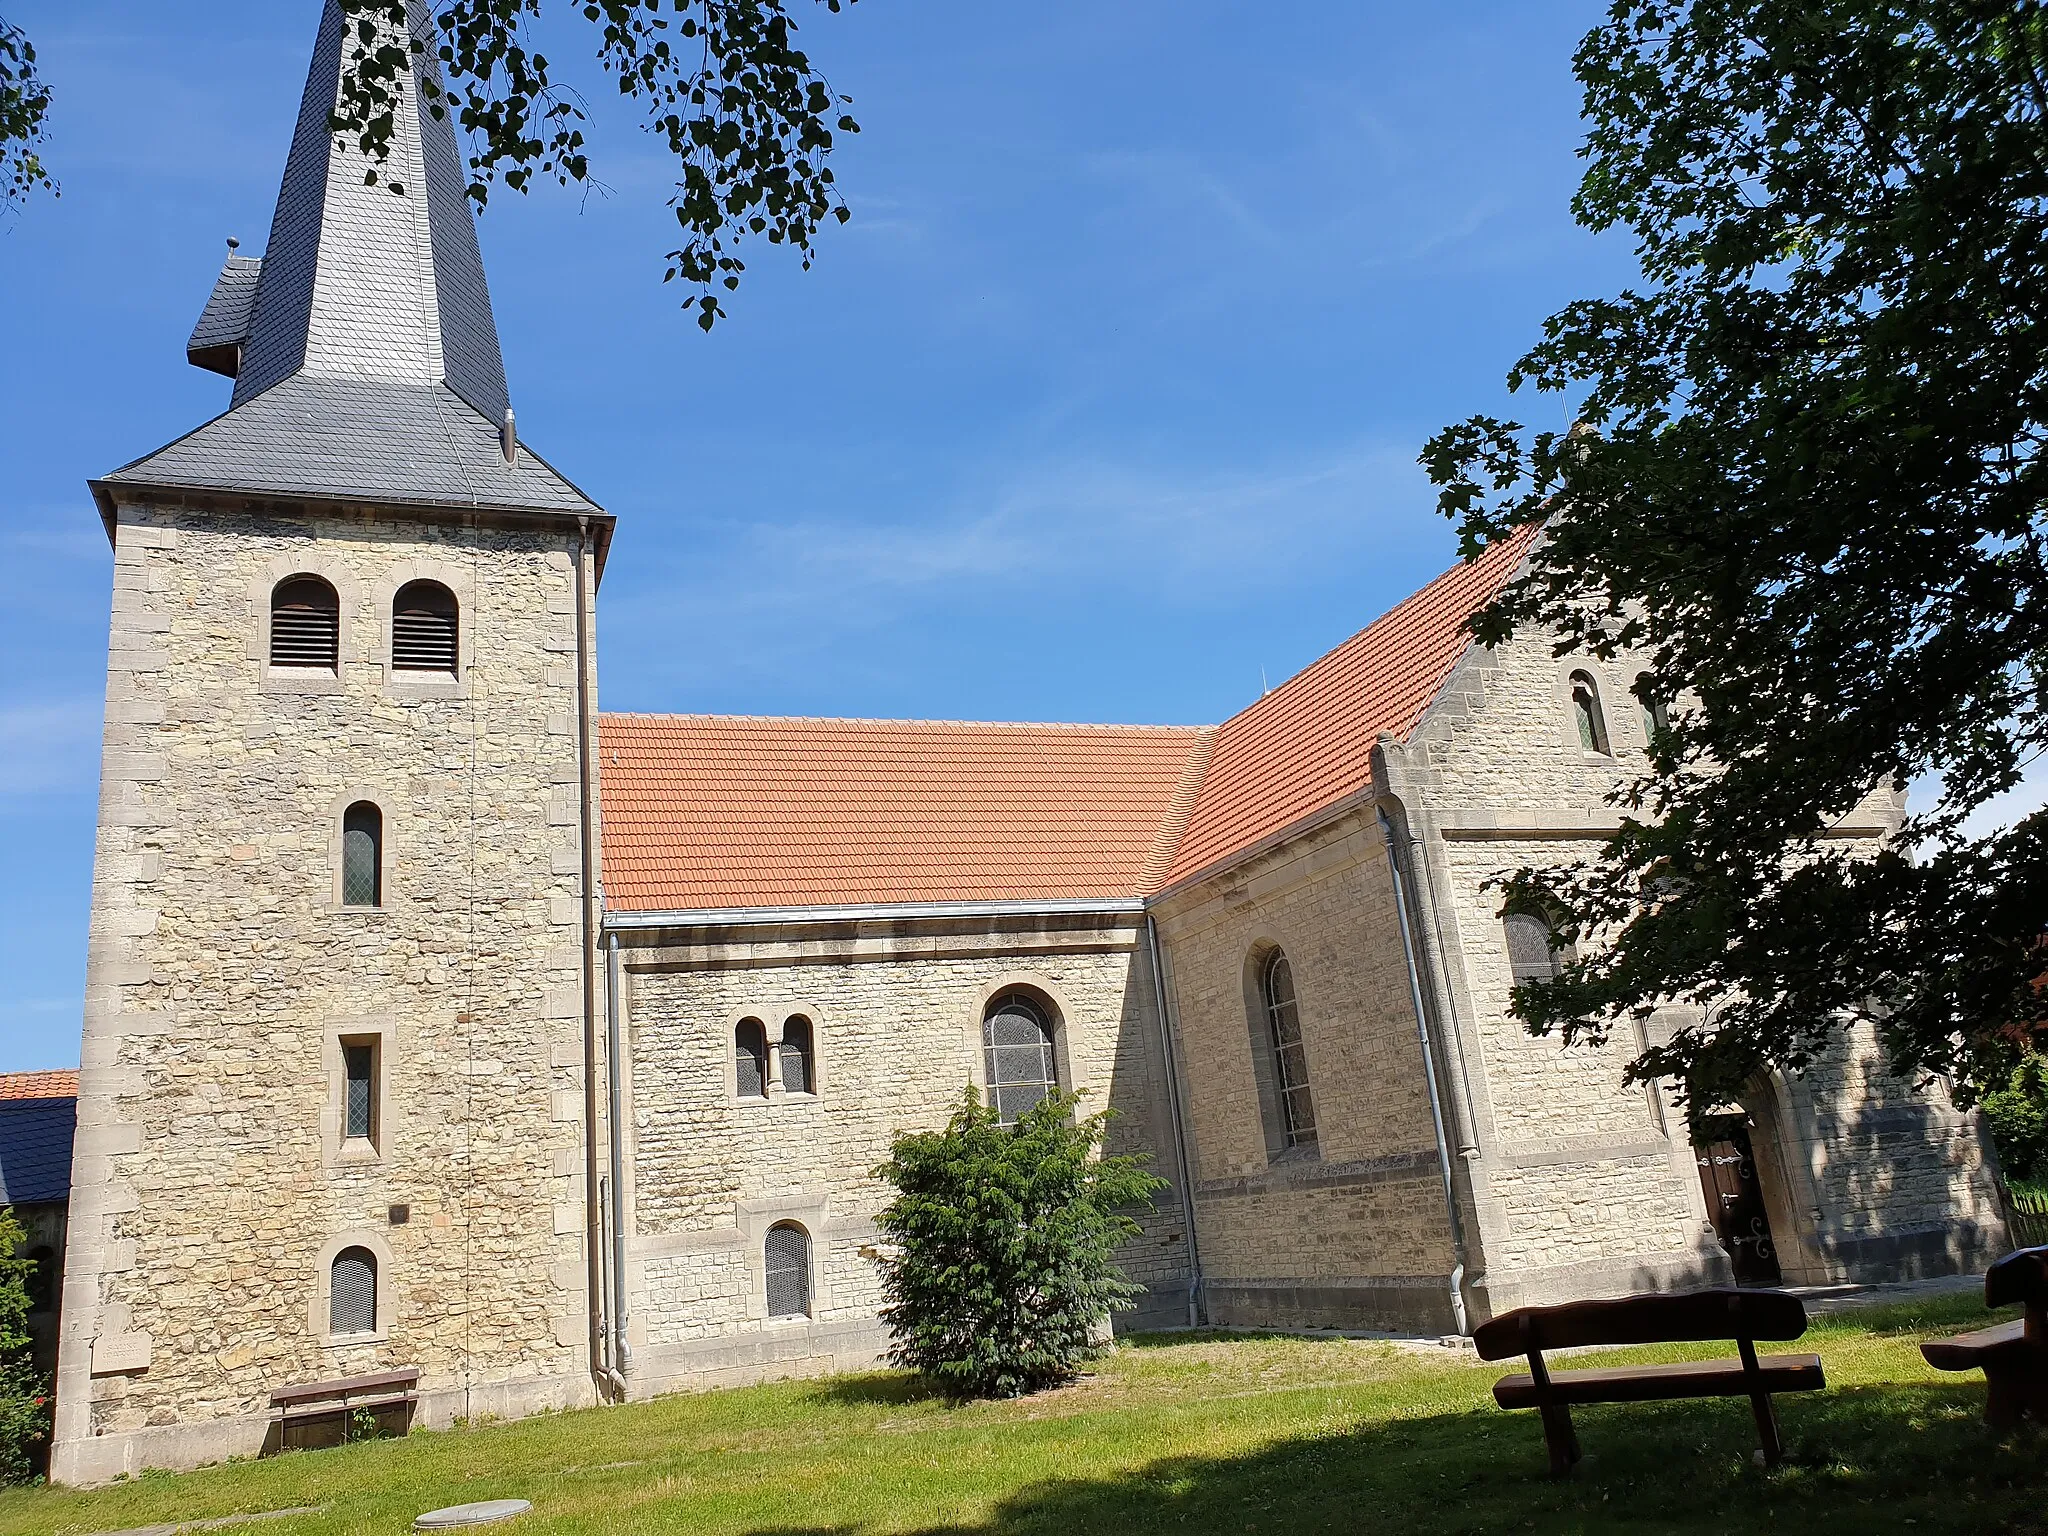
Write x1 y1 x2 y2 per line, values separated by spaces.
983 992 1058 1125
329 1246 378 1335
1259 951 1317 1151
735 1018 769 1099
1637 676 1670 748
342 802 382 908
1504 909 1569 986
1569 671 1610 755
270 575 339 670
780 1014 814 1095
764 1222 811 1319
391 580 458 674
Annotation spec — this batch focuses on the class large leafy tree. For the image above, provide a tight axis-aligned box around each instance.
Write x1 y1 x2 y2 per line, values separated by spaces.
0 1 858 328
1423 0 2048 1122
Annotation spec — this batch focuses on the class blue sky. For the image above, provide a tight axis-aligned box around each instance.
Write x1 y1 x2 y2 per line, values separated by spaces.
0 0 1628 1072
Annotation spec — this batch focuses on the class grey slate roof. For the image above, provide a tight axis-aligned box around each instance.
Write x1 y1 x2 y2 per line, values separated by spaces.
105 0 600 522
188 253 264 377
0 1097 76 1207
106 374 599 516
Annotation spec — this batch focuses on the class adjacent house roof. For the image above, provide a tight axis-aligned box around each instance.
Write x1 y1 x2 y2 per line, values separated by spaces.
0 1074 77 1208
598 715 1212 913
596 532 1536 915
95 0 601 529
1160 524 1538 888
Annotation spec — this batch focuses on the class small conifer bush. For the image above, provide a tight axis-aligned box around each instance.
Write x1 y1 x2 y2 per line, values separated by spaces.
874 1088 1165 1398
0 1208 50 1483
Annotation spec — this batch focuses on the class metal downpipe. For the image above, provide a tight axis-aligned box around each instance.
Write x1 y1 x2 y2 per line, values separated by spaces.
604 932 632 1393
572 517 614 1397
1378 806 1470 1336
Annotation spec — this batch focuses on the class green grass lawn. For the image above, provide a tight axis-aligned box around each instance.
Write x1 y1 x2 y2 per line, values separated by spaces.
4 1294 2042 1536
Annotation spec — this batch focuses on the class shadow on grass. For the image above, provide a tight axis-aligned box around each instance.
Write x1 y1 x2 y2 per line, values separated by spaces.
756 1381 2047 1536
805 1371 951 1408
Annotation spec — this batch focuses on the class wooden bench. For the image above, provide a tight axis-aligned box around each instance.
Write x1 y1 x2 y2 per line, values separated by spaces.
1920 1244 2047 1429
269 1368 420 1452
1473 1289 1824 1477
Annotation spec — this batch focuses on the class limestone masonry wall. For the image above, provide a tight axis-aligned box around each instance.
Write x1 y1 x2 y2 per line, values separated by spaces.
57 501 596 1481
616 916 1191 1392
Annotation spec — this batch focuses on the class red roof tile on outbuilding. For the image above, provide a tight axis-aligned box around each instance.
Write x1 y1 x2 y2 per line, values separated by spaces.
0 1070 78 1101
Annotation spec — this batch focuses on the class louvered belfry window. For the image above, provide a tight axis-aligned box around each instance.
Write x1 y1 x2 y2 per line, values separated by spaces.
780 1015 814 1095
983 994 1058 1126
330 1246 377 1335
735 1018 769 1098
391 580 458 674
764 1223 811 1318
270 576 339 670
1260 952 1317 1150
342 802 382 908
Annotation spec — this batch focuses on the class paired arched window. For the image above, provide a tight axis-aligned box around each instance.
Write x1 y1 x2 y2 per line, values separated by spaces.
1570 671 1611 755
983 992 1058 1125
1504 908 1569 986
1258 950 1317 1151
270 575 339 670
1637 675 1670 748
780 1015 814 1095
342 802 382 908
735 1018 769 1099
764 1222 811 1319
391 580 458 674
329 1246 378 1335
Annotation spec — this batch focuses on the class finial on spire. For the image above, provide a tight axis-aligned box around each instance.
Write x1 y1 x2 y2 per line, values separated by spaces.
226 236 240 253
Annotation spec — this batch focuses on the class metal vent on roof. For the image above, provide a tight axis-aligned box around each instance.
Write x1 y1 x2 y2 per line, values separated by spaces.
330 1247 377 1335
271 576 339 670
392 580 458 673
764 1223 810 1318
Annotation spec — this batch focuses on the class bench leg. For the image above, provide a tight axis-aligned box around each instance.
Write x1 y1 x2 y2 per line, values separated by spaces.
1539 1404 1581 1478
1983 1367 2023 1432
1749 1390 1783 1466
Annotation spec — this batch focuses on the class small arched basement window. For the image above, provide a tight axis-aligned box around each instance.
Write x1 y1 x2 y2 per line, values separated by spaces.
329 1246 378 1335
735 1018 769 1099
983 993 1058 1126
270 576 339 670
341 802 382 908
1259 950 1317 1151
780 1015 815 1095
1570 671 1611 755
1504 910 1568 986
764 1222 811 1319
391 580 458 674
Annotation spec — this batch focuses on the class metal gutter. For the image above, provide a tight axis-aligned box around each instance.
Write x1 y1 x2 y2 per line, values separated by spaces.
603 896 1145 931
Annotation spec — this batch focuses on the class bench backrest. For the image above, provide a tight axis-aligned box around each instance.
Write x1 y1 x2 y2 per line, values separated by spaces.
1472 1288 1808 1362
1985 1244 2048 1345
269 1367 421 1407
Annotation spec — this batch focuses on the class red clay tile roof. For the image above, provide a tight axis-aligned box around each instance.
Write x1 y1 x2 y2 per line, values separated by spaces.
0 1070 78 1101
1159 526 1538 889
597 533 1535 913
598 715 1213 912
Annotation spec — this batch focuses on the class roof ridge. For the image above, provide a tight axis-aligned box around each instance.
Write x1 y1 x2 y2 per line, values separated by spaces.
599 711 1210 733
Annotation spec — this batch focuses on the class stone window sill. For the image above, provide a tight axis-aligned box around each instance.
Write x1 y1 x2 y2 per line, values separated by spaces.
262 669 345 697
320 1330 389 1349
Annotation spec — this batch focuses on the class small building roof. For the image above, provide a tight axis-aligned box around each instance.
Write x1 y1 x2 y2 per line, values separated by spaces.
0 1074 77 1208
599 715 1212 913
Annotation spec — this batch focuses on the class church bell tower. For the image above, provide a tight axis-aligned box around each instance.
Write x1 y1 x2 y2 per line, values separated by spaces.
56 0 613 1481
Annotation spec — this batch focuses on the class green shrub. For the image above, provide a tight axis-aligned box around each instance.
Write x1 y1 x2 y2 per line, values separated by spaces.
874 1088 1165 1399
1981 1053 2048 1187
0 1208 50 1484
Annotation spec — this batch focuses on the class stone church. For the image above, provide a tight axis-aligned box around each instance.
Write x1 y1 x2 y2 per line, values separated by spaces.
49 0 2008 1483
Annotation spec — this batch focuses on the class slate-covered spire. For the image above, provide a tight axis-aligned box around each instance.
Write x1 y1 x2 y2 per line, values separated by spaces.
96 0 600 526
231 0 509 420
